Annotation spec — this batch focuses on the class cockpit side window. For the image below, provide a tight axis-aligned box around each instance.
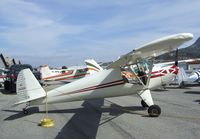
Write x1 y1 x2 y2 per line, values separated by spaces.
120 67 141 84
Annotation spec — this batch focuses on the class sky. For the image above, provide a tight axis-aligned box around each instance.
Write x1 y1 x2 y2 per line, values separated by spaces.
0 0 200 67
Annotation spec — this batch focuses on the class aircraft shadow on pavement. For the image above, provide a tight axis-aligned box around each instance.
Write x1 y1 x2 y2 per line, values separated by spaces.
3 100 145 121
54 99 145 139
0 88 16 95
194 100 200 104
3 107 39 120
55 99 104 139
184 91 200 95
152 88 169 92
166 86 192 89
3 99 145 139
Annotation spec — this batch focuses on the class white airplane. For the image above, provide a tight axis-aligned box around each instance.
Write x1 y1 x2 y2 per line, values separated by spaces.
154 59 200 87
0 74 5 87
0 68 8 87
14 33 193 117
0 54 9 86
40 59 102 82
177 67 200 87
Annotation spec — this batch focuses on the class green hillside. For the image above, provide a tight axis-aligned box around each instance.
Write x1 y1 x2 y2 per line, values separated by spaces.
156 37 200 61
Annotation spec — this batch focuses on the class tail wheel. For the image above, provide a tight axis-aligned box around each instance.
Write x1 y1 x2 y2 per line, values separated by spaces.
141 100 148 107
23 108 28 115
148 105 161 117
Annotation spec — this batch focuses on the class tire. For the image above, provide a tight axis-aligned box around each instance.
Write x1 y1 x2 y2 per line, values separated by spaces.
23 109 28 115
179 81 185 88
148 105 161 117
4 80 10 91
141 100 148 107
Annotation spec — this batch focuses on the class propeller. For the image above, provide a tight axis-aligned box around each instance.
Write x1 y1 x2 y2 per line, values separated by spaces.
174 49 178 66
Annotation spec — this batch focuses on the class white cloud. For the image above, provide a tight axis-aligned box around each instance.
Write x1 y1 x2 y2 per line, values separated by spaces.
0 0 88 57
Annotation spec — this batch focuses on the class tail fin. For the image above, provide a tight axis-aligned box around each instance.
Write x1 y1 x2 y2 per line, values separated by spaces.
14 69 46 105
40 65 52 79
85 59 103 74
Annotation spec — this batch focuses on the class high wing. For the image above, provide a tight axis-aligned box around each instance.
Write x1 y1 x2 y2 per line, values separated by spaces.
107 33 193 69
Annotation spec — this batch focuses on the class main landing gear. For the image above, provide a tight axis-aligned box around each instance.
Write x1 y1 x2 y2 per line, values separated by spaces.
148 105 161 117
141 100 148 108
138 89 161 117
141 100 161 117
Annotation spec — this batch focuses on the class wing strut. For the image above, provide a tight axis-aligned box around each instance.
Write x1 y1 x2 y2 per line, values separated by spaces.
145 58 155 88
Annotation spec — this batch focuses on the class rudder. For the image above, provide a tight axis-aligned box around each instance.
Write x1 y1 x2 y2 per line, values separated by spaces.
85 59 103 74
15 69 46 105
40 65 52 80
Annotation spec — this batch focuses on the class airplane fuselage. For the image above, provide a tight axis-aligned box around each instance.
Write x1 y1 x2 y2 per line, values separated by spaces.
30 65 178 105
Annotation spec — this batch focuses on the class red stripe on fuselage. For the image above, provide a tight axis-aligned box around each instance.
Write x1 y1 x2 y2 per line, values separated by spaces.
0 75 6 78
55 73 89 81
43 71 74 80
150 74 165 78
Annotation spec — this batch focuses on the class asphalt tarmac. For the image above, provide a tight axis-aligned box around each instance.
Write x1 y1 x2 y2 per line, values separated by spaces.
0 83 200 139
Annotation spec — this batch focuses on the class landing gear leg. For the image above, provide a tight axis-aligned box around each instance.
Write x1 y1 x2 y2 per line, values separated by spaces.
138 89 161 117
179 81 185 88
141 100 148 108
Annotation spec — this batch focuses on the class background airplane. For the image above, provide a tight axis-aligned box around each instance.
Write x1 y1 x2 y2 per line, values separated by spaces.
40 59 102 82
14 33 193 117
0 68 7 87
154 58 200 87
177 67 200 87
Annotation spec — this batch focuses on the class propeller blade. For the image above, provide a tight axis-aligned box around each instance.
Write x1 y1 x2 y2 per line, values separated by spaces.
175 49 178 66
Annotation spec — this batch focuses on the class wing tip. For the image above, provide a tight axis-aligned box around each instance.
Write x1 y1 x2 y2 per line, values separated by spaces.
177 33 193 40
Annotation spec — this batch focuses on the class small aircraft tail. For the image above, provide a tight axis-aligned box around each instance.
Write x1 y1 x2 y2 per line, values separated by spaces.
85 59 103 74
40 65 52 79
14 69 46 105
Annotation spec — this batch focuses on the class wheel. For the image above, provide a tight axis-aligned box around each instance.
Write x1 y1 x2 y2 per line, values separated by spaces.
23 108 28 114
141 100 148 107
162 84 166 89
179 81 185 88
148 105 161 117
